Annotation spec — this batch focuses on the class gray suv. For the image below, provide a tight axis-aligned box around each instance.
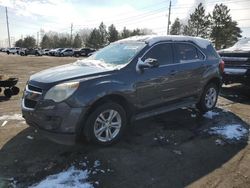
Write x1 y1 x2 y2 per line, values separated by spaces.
22 35 223 145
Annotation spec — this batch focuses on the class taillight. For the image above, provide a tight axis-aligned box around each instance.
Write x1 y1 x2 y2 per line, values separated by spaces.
219 60 225 73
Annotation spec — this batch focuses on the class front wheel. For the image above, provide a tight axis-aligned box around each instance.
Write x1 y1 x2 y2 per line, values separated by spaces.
197 83 219 113
83 102 127 145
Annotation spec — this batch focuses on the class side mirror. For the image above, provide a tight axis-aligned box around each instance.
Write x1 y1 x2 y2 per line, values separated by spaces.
136 58 159 73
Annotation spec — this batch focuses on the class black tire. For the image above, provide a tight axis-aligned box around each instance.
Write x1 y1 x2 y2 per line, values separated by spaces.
0 88 2 93
4 89 12 98
83 102 127 145
197 83 219 113
11 86 20 95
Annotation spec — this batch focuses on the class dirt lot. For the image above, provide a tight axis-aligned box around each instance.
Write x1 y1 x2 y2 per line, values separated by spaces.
0 53 250 188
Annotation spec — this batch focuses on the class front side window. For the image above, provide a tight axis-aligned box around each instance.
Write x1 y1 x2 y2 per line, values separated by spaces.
175 43 205 63
143 43 174 65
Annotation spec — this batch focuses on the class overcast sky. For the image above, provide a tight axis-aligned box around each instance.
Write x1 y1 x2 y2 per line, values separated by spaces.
0 0 250 47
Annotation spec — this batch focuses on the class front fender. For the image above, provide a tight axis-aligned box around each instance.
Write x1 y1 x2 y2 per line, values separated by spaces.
67 79 136 108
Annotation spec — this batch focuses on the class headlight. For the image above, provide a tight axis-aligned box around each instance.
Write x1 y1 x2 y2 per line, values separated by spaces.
44 82 79 102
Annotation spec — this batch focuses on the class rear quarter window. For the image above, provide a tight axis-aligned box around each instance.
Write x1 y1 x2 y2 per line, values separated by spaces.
206 44 220 60
174 43 205 63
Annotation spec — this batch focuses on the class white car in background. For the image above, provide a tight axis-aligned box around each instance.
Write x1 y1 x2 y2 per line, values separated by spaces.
6 47 20 55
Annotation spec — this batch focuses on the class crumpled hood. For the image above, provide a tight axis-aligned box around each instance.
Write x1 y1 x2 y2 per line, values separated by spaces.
30 60 112 83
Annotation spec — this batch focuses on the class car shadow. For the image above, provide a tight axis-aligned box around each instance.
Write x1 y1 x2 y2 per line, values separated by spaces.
220 84 250 105
0 96 10 102
0 108 249 188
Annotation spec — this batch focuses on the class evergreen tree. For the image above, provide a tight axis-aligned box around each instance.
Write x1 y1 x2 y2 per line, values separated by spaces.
131 28 142 36
170 18 182 35
108 24 119 43
40 34 51 49
121 27 131 39
98 22 108 47
15 39 23 47
86 28 102 49
210 4 241 49
73 34 82 48
22 36 36 48
183 3 210 37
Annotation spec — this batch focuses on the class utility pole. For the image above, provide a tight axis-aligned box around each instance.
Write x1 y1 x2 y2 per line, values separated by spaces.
37 31 39 47
167 1 172 35
70 23 73 44
5 7 11 47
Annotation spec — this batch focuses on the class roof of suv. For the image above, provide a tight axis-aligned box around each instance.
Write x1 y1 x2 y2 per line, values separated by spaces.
117 35 211 49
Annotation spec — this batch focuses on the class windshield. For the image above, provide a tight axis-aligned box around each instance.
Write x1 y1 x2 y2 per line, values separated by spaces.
233 38 250 48
87 42 146 66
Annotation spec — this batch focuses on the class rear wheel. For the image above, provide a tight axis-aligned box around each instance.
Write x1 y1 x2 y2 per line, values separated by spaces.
83 102 127 145
197 83 219 113
4 89 12 98
11 86 20 95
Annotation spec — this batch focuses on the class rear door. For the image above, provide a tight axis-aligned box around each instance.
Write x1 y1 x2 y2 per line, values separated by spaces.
173 42 206 98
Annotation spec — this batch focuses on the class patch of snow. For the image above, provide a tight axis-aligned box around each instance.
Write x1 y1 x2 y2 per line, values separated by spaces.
203 111 219 119
191 114 197 118
208 124 248 141
75 59 126 70
117 35 211 49
215 139 225 146
27 135 34 140
0 114 23 121
173 150 182 155
30 166 93 188
93 160 100 168
1 120 8 127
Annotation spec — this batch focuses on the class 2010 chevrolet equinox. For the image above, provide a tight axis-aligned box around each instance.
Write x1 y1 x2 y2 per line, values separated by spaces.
22 35 224 145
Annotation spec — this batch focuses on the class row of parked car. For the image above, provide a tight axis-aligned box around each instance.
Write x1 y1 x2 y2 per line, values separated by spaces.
0 47 96 57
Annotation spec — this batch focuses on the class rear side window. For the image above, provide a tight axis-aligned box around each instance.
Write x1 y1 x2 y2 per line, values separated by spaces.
206 44 220 60
175 43 205 63
143 43 174 66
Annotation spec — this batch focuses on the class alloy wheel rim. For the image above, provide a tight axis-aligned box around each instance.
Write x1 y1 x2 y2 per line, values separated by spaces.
94 109 122 142
205 87 217 109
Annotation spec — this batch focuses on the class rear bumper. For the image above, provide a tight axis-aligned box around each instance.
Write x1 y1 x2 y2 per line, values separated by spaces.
223 68 250 85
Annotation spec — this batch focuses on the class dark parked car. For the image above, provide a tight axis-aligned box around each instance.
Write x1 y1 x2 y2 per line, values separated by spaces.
22 35 223 145
20 48 43 56
74 48 96 57
60 48 74 56
218 38 250 86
